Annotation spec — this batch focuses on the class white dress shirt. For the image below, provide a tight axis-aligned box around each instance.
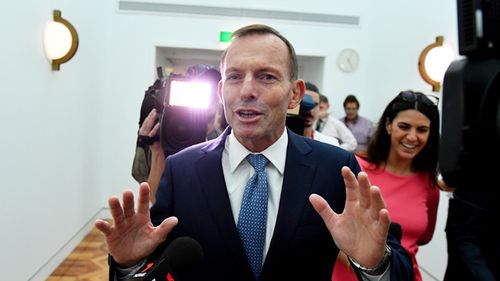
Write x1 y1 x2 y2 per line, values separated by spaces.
222 130 288 259
318 115 358 151
313 130 340 147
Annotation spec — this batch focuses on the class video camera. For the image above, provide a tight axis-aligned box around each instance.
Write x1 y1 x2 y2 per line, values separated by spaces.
139 65 221 157
439 0 500 189
286 94 316 135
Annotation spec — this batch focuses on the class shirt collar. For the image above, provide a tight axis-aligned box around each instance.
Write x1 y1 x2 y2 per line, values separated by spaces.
225 129 288 175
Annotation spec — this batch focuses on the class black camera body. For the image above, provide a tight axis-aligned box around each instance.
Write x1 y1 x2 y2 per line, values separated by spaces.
160 74 210 157
136 68 168 147
286 94 316 136
139 66 219 157
439 0 500 188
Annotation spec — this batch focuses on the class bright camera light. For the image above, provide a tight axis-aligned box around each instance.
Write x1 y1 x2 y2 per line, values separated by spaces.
168 80 212 108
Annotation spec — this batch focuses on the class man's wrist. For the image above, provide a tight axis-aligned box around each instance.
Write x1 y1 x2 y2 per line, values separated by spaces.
348 244 392 275
113 257 147 278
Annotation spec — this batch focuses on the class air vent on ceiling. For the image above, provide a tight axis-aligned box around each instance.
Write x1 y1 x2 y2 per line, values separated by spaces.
118 1 359 26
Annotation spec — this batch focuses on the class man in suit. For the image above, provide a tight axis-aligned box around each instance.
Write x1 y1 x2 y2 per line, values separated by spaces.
95 24 413 281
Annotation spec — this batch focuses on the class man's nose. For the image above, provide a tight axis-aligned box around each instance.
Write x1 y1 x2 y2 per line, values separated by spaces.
240 76 258 99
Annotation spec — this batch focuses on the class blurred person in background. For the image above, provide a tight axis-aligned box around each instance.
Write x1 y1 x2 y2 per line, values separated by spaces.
339 94 375 156
310 84 357 151
302 82 340 147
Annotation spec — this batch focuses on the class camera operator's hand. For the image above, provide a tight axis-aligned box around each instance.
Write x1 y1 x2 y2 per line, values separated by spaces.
139 109 165 203
139 109 161 142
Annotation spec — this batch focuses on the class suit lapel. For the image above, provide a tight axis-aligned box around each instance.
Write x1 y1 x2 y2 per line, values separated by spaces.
266 131 316 259
195 128 251 272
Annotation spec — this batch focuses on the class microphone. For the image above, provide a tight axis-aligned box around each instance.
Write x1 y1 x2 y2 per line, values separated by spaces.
128 236 204 281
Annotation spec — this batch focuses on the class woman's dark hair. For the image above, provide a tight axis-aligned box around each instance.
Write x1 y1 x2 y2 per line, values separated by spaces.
366 90 440 187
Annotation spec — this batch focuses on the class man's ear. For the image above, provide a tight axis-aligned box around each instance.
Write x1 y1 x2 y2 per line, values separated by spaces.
289 79 305 109
217 80 224 103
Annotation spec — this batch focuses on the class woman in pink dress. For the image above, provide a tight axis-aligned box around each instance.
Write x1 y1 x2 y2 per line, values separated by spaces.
332 90 441 281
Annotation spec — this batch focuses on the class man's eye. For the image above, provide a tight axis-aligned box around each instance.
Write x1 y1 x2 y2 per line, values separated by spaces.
226 74 241 81
259 74 277 82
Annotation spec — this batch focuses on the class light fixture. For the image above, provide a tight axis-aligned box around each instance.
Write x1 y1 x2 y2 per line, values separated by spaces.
43 10 79 70
418 36 455 92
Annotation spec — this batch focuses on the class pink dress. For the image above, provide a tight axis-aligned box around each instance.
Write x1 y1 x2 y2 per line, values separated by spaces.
332 156 440 281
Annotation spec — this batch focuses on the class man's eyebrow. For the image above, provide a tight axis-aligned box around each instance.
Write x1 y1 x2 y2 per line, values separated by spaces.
223 66 240 75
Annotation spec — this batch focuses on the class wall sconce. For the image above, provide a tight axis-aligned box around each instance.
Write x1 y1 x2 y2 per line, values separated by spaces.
418 36 455 92
43 10 79 70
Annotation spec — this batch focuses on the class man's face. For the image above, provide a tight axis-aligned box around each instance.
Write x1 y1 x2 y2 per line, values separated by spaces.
218 33 304 151
303 90 320 128
344 101 358 121
318 101 329 119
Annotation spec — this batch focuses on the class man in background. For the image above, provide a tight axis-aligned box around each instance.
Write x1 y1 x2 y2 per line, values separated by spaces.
312 84 357 152
339 94 375 156
301 82 340 147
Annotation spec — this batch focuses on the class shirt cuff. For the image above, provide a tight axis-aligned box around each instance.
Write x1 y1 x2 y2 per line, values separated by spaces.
114 258 147 280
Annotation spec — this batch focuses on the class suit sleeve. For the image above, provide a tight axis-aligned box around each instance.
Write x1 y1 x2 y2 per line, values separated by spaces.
386 233 415 281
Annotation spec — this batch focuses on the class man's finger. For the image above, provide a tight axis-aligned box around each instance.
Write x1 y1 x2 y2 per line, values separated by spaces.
109 196 125 226
369 185 387 220
137 183 151 215
150 123 160 137
309 194 336 226
122 190 136 218
341 166 358 203
95 219 112 236
356 171 372 209
155 216 179 240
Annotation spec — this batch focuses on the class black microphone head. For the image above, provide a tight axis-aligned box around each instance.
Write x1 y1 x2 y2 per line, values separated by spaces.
162 236 204 275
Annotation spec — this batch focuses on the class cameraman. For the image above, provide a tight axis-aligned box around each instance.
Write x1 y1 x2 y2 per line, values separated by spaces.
301 83 340 147
139 65 226 203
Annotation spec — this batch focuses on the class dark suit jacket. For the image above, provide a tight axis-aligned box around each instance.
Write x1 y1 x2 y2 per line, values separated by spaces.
111 128 413 281
444 189 499 281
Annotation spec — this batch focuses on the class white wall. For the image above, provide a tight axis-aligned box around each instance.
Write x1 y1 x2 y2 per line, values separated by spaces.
1 1 109 280
0 1 457 280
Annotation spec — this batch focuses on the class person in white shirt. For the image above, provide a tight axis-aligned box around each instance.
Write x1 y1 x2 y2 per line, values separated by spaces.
312 86 357 151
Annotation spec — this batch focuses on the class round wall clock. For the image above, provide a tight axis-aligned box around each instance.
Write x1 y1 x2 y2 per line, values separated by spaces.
336 48 360 73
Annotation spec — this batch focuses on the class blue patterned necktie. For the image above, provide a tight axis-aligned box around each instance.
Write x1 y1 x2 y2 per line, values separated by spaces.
237 154 269 280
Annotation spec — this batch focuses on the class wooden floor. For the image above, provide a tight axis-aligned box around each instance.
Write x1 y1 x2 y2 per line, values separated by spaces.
47 226 109 280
